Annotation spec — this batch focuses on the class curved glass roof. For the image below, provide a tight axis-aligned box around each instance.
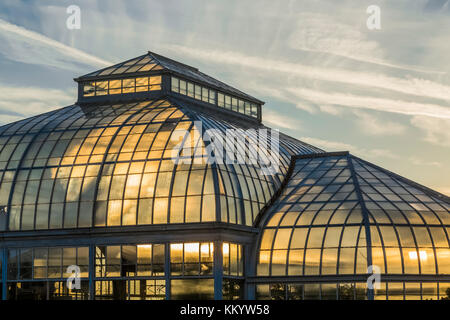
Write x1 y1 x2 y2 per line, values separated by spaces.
0 98 321 231
257 153 450 277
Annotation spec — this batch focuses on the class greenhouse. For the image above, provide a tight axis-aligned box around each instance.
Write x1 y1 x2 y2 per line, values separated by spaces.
0 52 448 300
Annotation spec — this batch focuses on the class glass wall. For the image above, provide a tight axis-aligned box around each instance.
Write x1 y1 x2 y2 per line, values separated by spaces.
3 241 244 300
83 75 161 97
6 246 89 300
171 279 214 300
171 76 259 119
217 92 258 118
94 244 165 300
256 282 450 300
168 242 243 278
95 279 165 300
7 280 90 300
256 283 367 300
171 77 216 106
95 244 165 278
168 242 244 300
222 242 245 300
373 282 450 300
170 242 213 276
222 242 244 277
7 247 88 280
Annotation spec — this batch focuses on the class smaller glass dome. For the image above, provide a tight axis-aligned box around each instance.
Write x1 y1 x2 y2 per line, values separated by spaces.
257 153 450 282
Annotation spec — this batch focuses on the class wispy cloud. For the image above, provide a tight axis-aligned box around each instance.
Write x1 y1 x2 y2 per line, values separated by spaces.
299 137 354 152
352 110 407 136
410 115 450 147
263 110 302 130
287 88 450 119
299 136 399 160
0 84 74 124
0 18 111 70
165 45 450 103
318 105 344 116
288 13 446 75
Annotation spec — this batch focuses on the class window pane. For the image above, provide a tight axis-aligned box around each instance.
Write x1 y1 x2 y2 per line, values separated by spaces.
171 279 214 300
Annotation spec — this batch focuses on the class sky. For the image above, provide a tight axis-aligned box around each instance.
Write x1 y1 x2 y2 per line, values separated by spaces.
0 0 449 195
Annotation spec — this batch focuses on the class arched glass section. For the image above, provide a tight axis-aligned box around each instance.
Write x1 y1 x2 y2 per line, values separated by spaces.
0 99 320 231
197 112 302 225
353 157 450 276
258 155 367 277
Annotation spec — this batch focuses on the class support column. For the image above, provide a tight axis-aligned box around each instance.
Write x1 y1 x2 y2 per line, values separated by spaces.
244 244 256 299
165 243 170 300
88 245 95 300
214 240 223 300
2 248 7 300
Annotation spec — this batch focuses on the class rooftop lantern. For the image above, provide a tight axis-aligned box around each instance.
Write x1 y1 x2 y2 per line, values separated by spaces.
74 51 264 123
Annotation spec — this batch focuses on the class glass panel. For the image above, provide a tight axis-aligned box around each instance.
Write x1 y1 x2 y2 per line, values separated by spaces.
321 283 336 300
307 228 325 248
171 279 214 300
338 283 355 300
149 76 161 90
321 248 338 275
404 249 420 274
271 250 287 276
179 80 187 95
385 248 402 273
304 248 320 275
83 82 95 96
260 230 275 250
171 77 179 92
387 282 404 300
273 229 291 249
404 282 421 300
223 279 244 300
422 282 438 300
304 283 320 300
436 249 450 274
218 93 225 107
187 83 194 98
419 249 436 274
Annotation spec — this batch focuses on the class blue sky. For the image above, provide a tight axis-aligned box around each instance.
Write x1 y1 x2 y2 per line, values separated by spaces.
0 0 449 195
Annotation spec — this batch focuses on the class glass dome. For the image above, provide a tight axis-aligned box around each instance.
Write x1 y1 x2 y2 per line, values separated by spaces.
256 152 450 300
0 98 321 232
